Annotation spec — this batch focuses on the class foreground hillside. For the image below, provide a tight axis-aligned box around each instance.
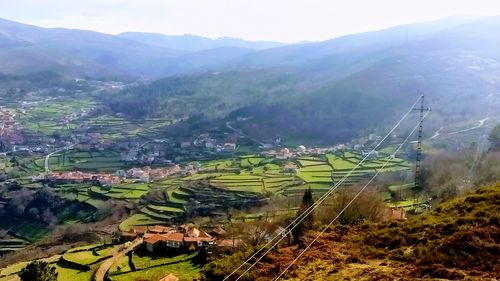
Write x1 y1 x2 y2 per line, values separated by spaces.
252 183 500 280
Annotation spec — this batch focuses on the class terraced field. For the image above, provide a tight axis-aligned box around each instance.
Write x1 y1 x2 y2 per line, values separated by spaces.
0 217 50 243
294 151 410 194
47 150 126 172
89 182 150 200
17 98 94 136
115 151 412 229
0 239 30 255
120 157 299 230
84 116 179 140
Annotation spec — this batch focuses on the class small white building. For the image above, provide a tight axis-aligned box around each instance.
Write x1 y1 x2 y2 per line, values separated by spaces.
297 145 306 153
31 174 46 182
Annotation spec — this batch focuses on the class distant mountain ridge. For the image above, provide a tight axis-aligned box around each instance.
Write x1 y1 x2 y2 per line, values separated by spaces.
117 32 284 52
0 17 283 79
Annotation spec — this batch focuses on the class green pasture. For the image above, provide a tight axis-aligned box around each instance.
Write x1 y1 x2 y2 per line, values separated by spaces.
47 150 125 172
109 252 200 281
62 244 119 266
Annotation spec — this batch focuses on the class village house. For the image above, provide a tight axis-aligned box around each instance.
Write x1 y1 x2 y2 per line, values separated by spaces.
115 169 127 178
209 225 227 238
125 165 183 183
297 145 307 153
276 148 293 159
140 225 214 253
283 163 299 174
127 167 151 182
223 143 236 151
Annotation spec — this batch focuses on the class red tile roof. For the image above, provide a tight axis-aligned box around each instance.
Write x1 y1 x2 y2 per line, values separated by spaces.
144 234 165 245
131 226 148 234
217 239 245 248
150 225 174 234
165 232 184 242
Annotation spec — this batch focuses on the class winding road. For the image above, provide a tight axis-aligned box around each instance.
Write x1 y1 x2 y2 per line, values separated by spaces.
225 120 265 146
94 237 143 281
44 144 75 172
428 117 490 141
447 117 489 135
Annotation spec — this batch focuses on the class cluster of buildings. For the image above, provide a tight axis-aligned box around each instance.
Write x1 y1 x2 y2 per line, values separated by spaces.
35 171 122 186
261 141 383 160
33 164 188 185
193 134 237 153
0 106 22 145
262 145 313 159
119 165 187 183
121 224 238 254
60 108 89 126
72 133 116 152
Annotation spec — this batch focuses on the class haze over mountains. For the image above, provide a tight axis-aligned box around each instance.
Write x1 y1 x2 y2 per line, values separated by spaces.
1 16 500 142
118 32 284 52
0 17 284 78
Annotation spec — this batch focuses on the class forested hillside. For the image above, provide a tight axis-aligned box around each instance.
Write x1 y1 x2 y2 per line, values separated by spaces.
105 17 500 143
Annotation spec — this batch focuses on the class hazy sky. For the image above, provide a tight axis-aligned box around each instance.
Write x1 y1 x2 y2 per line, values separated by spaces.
2 0 500 43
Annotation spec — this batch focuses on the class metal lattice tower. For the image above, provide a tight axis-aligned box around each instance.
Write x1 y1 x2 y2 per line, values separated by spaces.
413 95 429 189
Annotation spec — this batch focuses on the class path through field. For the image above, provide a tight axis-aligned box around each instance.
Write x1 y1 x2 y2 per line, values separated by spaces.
94 237 143 281
44 144 75 172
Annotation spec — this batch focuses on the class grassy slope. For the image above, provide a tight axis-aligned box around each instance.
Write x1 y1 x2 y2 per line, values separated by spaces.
254 183 500 280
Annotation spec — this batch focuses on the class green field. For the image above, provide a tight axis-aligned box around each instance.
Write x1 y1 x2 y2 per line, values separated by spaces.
0 217 50 242
17 98 95 136
0 244 201 281
47 150 126 172
89 182 150 201
62 244 120 266
109 252 200 281
0 255 62 281
326 154 357 170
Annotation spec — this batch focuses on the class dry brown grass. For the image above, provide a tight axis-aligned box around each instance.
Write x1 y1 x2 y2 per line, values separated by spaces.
251 184 500 280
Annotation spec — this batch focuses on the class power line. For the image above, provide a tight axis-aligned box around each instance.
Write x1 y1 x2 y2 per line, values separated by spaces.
225 96 424 281
273 111 429 280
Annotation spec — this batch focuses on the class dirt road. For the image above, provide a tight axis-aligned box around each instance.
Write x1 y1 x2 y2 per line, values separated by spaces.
94 237 143 281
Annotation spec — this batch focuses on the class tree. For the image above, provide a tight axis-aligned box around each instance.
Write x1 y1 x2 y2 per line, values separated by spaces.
489 123 500 151
202 247 256 281
292 188 314 245
18 261 58 281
